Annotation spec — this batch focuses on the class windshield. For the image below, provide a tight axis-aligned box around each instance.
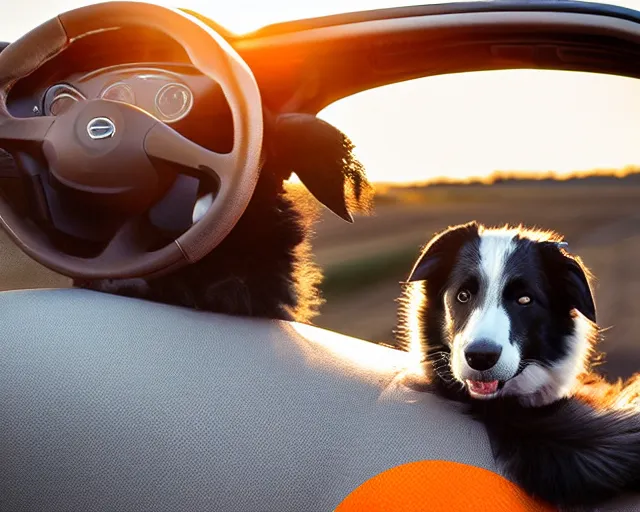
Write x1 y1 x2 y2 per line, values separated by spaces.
3 0 640 41
312 68 640 380
319 70 639 183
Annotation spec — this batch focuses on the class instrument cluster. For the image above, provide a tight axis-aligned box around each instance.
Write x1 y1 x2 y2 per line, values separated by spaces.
42 67 195 124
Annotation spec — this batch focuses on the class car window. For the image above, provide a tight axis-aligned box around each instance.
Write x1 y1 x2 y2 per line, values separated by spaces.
314 69 640 380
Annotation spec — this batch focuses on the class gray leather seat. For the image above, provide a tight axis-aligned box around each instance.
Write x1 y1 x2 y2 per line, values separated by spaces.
1 289 639 511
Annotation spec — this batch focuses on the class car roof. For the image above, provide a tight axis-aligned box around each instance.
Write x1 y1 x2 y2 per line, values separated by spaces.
186 1 640 42
206 0 640 115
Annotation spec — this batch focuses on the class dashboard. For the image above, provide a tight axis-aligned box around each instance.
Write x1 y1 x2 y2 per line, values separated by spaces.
42 67 196 124
5 26 235 154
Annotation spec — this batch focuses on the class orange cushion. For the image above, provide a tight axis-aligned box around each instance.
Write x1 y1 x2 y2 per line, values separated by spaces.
336 460 556 512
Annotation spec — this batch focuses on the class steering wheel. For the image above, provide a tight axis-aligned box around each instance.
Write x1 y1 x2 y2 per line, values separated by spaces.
0 1 263 279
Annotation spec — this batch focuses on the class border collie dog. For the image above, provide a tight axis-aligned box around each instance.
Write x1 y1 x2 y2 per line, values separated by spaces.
75 113 372 323
397 221 640 508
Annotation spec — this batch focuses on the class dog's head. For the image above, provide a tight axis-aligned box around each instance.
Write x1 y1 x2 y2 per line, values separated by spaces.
191 112 373 225
405 221 598 406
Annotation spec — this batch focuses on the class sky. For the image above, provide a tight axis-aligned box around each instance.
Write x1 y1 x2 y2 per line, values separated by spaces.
2 0 640 183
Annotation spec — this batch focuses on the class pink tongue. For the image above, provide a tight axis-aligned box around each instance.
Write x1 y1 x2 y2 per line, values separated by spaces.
467 380 499 395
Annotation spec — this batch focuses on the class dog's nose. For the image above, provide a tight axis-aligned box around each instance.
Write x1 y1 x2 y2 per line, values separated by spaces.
464 340 502 371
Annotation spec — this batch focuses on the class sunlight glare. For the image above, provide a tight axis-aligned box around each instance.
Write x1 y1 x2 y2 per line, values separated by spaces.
291 322 413 376
403 282 426 359
319 69 640 183
4 1 640 184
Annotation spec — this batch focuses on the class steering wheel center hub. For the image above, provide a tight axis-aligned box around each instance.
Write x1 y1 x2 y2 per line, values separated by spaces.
42 99 166 214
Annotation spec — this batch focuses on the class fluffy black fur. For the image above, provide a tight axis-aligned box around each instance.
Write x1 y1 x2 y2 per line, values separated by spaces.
397 221 640 509
474 395 640 509
75 113 372 323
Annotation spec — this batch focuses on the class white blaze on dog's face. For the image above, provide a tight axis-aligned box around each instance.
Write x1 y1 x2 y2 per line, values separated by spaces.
406 222 598 406
447 231 522 399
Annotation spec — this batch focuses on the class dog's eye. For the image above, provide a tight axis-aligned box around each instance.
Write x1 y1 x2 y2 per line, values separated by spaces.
457 290 471 303
517 295 532 305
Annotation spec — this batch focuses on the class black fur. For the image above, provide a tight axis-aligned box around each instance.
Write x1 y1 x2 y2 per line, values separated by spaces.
75 113 372 323
398 222 640 508
473 396 640 508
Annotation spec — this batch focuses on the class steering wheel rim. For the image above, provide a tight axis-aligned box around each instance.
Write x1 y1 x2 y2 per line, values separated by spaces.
0 1 263 279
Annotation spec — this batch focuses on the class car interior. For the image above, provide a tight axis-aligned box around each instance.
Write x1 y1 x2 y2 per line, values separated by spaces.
2 1 640 511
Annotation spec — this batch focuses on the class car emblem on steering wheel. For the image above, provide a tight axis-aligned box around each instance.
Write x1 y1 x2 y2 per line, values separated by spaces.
87 117 116 140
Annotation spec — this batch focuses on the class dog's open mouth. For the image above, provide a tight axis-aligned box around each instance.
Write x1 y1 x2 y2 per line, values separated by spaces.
466 380 500 398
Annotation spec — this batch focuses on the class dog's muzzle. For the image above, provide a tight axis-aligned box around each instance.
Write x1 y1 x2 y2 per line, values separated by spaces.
464 339 502 371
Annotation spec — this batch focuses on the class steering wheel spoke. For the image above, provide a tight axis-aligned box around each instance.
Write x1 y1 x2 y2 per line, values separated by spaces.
99 216 153 260
144 122 234 183
0 116 56 150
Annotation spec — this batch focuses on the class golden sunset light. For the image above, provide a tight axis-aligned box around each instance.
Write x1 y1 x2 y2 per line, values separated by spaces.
4 8 640 501
4 0 640 183
319 68 640 183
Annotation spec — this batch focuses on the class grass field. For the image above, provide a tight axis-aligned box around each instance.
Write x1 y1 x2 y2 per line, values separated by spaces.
1 177 640 381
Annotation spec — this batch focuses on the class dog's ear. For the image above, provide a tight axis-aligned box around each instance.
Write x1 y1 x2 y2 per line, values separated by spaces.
270 113 373 222
539 241 596 323
408 222 479 283
562 253 597 323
